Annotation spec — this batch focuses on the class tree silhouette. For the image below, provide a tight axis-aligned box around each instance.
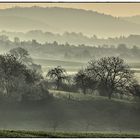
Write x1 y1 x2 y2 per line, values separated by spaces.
74 69 95 94
47 66 67 90
9 47 32 65
86 56 135 99
129 80 140 98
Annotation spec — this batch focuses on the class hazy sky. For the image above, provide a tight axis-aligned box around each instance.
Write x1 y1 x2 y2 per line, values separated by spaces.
0 3 140 17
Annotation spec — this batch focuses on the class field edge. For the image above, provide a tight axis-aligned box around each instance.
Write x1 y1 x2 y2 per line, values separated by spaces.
0 130 140 138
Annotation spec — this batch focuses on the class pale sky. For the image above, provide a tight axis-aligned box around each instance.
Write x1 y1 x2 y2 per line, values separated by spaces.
0 3 140 17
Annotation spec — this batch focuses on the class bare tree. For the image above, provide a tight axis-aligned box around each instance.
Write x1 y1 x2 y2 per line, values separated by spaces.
9 47 42 73
47 66 67 90
74 69 96 94
9 47 32 65
129 80 140 98
86 56 135 99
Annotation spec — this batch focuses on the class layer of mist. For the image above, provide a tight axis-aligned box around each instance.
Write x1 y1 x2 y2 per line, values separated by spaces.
0 5 140 135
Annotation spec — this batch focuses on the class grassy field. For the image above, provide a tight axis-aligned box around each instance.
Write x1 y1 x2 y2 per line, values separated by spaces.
0 91 140 137
0 88 140 136
0 130 140 138
49 89 134 103
0 90 140 133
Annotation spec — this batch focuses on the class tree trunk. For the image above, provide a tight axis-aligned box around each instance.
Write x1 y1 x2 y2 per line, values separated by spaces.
83 87 86 95
108 91 112 99
108 94 111 99
68 93 71 100
56 80 60 90
120 94 123 99
108 87 113 99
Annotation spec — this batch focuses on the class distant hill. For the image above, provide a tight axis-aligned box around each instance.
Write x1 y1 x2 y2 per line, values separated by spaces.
0 15 54 32
1 30 140 47
122 15 140 25
0 7 140 37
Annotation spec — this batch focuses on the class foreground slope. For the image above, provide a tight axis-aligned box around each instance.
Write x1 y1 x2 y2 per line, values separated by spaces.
0 130 140 138
0 90 140 132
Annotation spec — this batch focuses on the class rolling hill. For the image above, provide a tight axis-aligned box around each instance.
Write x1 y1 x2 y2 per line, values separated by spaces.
0 7 140 37
0 15 53 32
122 15 140 25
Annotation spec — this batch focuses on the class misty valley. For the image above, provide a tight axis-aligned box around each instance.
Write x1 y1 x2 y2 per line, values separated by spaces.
0 5 140 138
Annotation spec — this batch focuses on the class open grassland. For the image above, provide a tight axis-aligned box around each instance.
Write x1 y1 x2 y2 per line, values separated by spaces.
0 90 140 135
49 89 134 103
0 130 140 138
